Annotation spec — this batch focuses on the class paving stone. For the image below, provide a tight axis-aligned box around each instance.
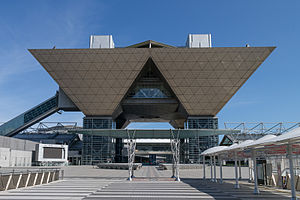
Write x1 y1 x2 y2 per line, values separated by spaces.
0 166 296 199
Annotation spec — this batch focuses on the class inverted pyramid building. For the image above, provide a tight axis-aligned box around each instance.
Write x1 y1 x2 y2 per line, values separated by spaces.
30 45 275 120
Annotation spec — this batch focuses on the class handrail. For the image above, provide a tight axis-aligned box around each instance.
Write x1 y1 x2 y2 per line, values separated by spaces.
0 168 61 175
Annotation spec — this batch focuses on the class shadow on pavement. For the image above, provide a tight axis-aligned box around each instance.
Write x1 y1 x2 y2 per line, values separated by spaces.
181 178 291 200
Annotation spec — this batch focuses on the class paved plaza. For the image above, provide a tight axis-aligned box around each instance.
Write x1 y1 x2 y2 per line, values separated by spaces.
0 166 296 199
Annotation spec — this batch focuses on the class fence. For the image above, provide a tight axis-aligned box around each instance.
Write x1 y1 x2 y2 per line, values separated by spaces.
0 168 61 191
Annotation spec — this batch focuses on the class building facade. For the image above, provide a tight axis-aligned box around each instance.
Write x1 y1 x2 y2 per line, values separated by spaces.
0 34 275 164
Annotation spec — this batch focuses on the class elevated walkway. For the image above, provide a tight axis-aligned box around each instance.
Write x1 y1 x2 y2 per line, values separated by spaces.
0 88 79 137
0 95 59 137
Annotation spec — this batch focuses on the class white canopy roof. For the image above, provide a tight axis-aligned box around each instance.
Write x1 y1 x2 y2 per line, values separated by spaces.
201 127 300 156
225 140 254 151
264 127 300 144
201 146 228 155
245 134 277 148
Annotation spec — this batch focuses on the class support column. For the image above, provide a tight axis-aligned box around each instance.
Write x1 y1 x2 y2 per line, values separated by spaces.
252 151 259 194
170 129 181 181
203 155 206 180
219 156 223 184
248 158 252 183
171 159 175 178
127 134 136 181
288 145 297 200
213 155 217 182
210 156 213 181
171 138 180 181
234 152 240 189
239 160 242 180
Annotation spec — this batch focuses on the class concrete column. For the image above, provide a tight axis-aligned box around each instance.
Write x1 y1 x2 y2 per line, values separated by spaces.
203 155 206 180
239 160 242 180
234 152 240 189
219 156 223 184
210 156 213 181
288 145 297 200
252 151 259 194
213 155 217 182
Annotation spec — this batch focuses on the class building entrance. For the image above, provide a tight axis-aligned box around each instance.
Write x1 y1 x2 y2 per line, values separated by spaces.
72 128 238 181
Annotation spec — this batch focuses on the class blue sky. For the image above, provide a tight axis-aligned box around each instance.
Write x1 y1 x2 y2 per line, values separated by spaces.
0 0 299 129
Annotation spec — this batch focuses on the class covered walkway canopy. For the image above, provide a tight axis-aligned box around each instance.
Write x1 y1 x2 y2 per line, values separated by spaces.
69 129 239 139
202 127 300 200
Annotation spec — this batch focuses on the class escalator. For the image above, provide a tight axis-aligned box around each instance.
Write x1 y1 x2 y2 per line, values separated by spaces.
0 94 60 137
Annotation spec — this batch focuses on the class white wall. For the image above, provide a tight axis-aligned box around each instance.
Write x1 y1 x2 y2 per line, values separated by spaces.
10 149 32 167
0 147 32 167
0 135 37 151
0 147 10 167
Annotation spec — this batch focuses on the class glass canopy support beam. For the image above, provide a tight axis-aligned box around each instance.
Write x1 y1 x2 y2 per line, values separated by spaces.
219 155 223 184
239 160 242 180
287 144 297 200
213 155 217 182
234 151 240 189
248 158 253 183
252 150 259 194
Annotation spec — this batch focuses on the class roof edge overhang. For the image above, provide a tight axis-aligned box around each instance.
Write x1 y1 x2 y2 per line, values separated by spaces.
29 46 276 117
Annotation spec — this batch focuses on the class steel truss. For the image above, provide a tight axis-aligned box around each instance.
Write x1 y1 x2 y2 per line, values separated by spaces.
20 122 78 134
224 122 300 142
